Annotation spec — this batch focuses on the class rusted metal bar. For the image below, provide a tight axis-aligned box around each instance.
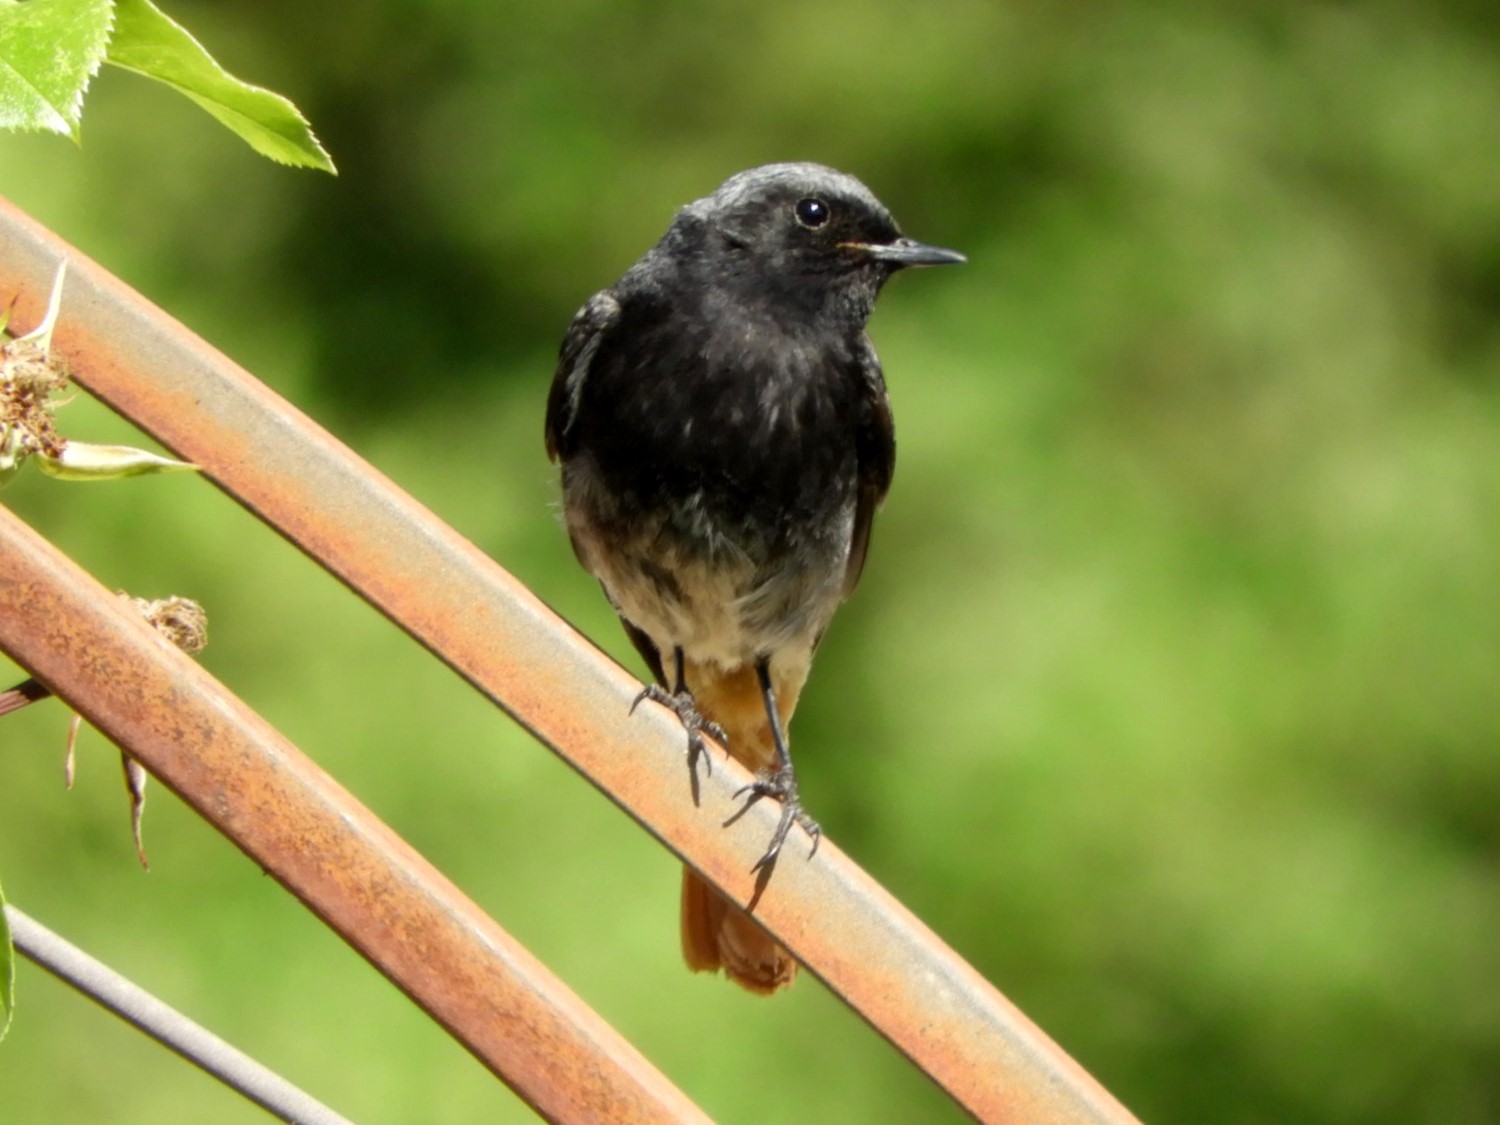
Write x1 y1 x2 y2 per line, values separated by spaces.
0 195 1142 1124
0 504 711 1125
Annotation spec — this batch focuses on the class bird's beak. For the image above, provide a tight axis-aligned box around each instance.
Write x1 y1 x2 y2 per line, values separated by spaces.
844 237 967 267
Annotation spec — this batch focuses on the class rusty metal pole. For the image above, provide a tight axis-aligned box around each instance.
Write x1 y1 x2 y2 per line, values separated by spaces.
0 504 711 1125
0 195 1142 1125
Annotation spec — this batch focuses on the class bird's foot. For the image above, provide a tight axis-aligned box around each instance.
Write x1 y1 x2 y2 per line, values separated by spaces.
725 765 821 874
631 683 725 801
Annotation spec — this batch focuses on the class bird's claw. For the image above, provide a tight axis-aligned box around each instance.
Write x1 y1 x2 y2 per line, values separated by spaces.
631 683 725 800
725 766 821 873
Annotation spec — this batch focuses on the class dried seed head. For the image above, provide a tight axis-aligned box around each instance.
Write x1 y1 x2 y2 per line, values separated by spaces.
2 265 73 468
121 594 209 656
1 351 70 464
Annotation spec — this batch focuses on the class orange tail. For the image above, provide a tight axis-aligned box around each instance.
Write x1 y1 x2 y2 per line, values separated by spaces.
677 658 807 994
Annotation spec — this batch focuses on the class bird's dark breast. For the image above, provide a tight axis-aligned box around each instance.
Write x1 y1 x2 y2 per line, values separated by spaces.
568 292 863 562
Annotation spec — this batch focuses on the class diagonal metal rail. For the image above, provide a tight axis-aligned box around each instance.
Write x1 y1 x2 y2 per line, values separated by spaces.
0 194 1142 1125
0 502 710 1125
6 904 356 1125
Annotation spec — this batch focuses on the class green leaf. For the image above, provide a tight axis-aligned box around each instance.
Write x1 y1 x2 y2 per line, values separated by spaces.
105 0 334 172
1 879 14 1043
0 0 114 139
35 440 198 480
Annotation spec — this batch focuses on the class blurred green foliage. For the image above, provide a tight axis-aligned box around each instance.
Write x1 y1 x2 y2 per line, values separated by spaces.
2 1 1498 1122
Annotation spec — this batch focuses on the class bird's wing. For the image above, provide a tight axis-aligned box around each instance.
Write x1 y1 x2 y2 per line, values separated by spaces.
845 334 896 596
545 290 622 462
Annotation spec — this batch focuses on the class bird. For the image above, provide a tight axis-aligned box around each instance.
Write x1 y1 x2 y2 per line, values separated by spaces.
544 162 963 993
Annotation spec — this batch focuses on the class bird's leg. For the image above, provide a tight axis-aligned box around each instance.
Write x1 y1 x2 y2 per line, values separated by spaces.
631 646 724 803
724 656 821 873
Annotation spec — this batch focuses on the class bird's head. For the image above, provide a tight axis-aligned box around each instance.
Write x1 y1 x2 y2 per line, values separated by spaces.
677 163 964 319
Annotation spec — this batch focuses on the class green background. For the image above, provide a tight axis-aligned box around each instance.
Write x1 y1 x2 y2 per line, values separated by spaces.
3 2 1498 1121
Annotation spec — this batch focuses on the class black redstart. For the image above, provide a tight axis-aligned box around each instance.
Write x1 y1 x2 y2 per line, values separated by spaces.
545 162 963 992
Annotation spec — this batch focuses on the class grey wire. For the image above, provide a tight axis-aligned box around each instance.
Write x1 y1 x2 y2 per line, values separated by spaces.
5 904 356 1125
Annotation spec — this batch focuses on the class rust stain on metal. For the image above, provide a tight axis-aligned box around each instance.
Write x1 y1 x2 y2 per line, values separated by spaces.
0 506 709 1125
1 194 1142 1124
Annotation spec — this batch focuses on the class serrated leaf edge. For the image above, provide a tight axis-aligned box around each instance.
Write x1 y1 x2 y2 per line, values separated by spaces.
0 0 116 139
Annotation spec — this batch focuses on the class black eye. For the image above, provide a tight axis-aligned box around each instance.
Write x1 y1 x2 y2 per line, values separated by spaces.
793 197 830 229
